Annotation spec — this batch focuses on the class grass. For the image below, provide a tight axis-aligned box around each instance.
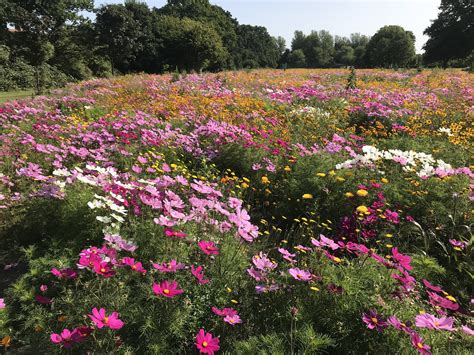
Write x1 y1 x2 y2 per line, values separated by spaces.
0 89 35 103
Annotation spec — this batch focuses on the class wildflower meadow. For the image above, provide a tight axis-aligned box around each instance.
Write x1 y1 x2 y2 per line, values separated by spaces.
0 68 473 354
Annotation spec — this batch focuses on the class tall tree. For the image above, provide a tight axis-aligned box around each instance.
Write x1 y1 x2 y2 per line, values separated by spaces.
235 25 279 68
157 0 237 69
4 0 93 92
423 0 474 66
365 25 415 67
155 16 226 72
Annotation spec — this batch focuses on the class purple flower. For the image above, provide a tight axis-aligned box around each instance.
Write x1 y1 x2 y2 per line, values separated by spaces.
362 309 387 332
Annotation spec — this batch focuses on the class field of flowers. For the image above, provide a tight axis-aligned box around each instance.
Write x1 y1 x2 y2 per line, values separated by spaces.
0 68 473 354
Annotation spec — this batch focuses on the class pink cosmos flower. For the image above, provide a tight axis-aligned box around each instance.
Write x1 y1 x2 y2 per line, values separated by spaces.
278 248 296 262
88 308 124 330
0 298 5 309
387 316 412 333
198 241 219 255
164 228 187 238
122 257 147 274
50 328 81 349
224 314 242 325
461 325 474 335
93 261 116 278
422 279 443 293
40 284 48 292
191 265 210 284
415 313 454 331
152 260 185 273
195 329 220 354
428 292 459 311
362 309 387 332
449 239 466 250
410 332 432 354
152 280 184 298
212 307 238 317
392 247 412 271
51 268 78 279
288 268 312 281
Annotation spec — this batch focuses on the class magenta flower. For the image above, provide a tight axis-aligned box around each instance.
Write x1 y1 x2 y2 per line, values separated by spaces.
224 314 242 325
198 241 219 255
391 247 412 271
195 329 220 354
387 316 412 333
93 261 116 278
51 268 78 279
191 265 210 284
449 239 466 250
164 228 187 238
35 295 52 304
410 332 432 354
422 279 443 293
0 298 5 309
212 307 238 317
122 257 147 274
428 292 459 311
152 260 185 273
362 309 387 332
152 280 184 298
288 267 312 281
415 313 454 331
50 328 81 349
88 308 124 330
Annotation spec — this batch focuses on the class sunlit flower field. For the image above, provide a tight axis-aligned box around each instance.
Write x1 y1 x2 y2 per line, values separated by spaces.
0 69 473 354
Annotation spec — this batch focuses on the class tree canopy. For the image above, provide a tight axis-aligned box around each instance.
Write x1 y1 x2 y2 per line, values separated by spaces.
423 0 474 66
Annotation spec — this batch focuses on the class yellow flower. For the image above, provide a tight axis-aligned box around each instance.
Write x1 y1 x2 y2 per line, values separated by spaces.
241 182 249 189
231 299 239 304
446 295 456 302
356 205 369 214
261 176 270 184
310 286 320 292
345 192 354 198
284 166 291 172
381 178 389 183
302 193 313 199
356 189 368 197
316 173 326 177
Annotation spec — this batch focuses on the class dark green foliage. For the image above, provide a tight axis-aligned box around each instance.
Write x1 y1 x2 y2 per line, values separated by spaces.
423 0 474 66
365 25 416 68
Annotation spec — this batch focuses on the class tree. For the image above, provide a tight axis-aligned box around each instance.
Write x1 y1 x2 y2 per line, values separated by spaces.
274 36 287 55
423 0 474 66
4 0 93 92
155 16 226 72
235 25 279 68
157 0 237 69
288 49 306 68
365 25 415 67
95 2 157 74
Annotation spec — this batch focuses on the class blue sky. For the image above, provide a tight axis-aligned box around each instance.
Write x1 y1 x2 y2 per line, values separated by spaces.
96 0 441 53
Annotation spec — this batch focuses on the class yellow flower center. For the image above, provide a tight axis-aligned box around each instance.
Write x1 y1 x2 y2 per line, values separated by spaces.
202 341 208 347
132 265 137 270
104 316 109 324
100 268 106 273
371 317 378 324
434 321 440 326
163 289 170 295
417 342 424 349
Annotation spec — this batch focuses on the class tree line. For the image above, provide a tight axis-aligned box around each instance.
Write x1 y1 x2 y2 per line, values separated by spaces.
0 0 472 93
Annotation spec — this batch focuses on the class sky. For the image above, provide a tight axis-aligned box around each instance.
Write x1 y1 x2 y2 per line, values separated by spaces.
96 0 442 53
